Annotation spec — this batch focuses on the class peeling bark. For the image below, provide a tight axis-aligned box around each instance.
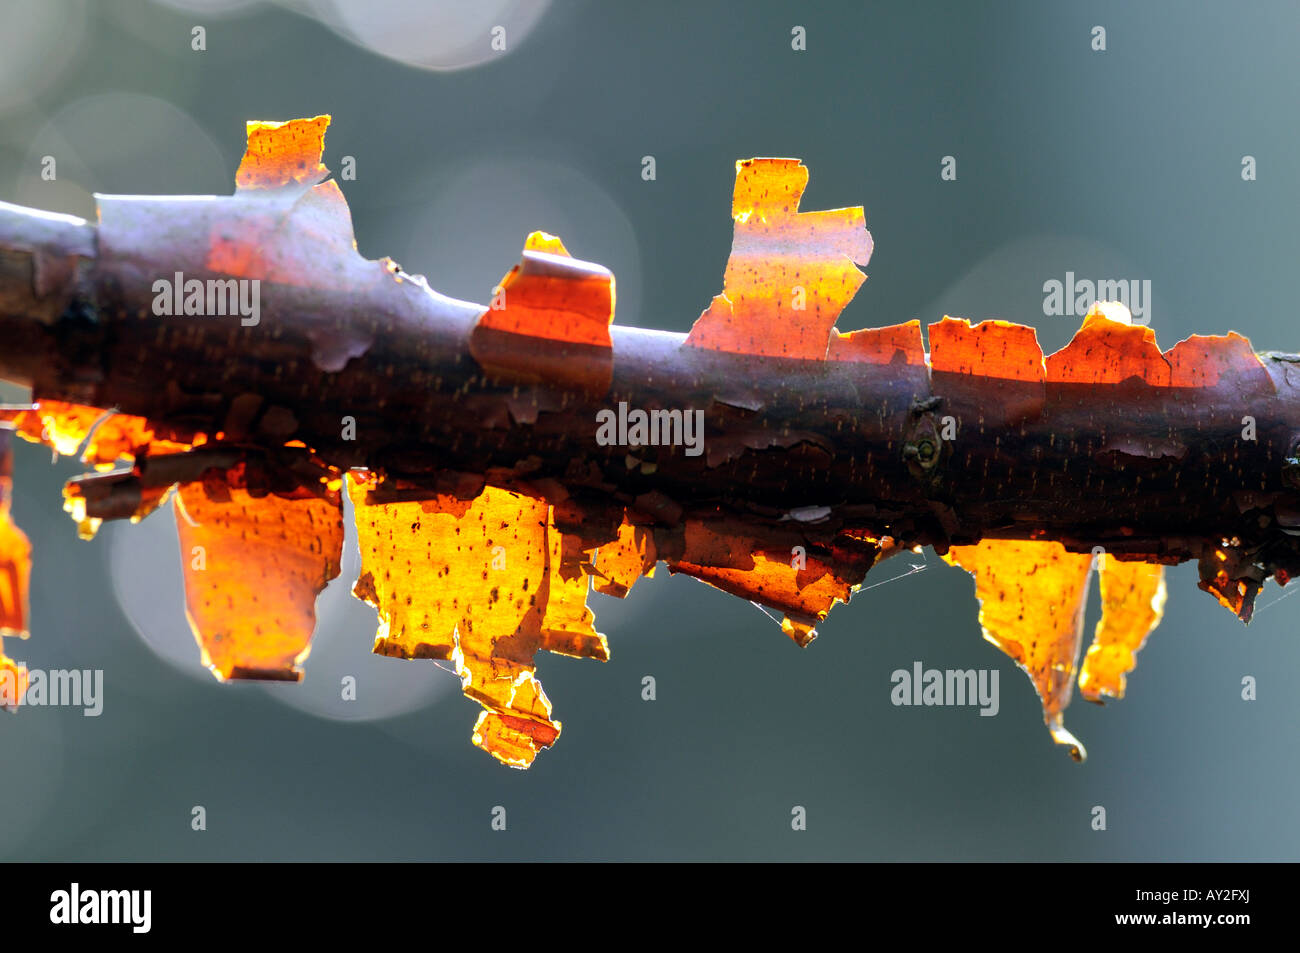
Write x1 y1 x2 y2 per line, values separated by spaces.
0 117 1297 765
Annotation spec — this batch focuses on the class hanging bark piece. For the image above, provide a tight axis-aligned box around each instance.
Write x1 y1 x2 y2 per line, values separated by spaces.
0 400 194 469
591 516 657 598
81 414 194 469
347 472 606 767
0 399 105 457
944 540 1094 760
174 477 344 681
1079 555 1167 703
667 517 877 644
0 430 30 710
944 540 1168 760
1 400 201 538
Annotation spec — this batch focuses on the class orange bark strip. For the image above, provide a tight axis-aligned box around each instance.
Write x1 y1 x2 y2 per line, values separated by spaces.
0 402 190 469
685 158 872 360
470 232 615 394
202 115 392 300
0 399 104 457
0 436 22 716
669 550 850 627
1045 306 1171 386
1164 332 1275 393
0 655 26 711
0 431 32 701
348 474 550 662
1199 554 1257 619
85 416 171 468
668 519 862 638
0 514 28 637
235 116 331 191
928 317 1046 383
0 403 196 539
347 473 607 766
174 483 343 681
592 516 657 598
471 680 560 768
944 539 1093 760
828 320 925 366
1079 556 1166 703
0 418 24 714
539 517 608 661
522 230 570 256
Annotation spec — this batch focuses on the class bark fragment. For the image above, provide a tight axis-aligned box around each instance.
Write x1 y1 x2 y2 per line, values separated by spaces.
944 540 1167 761
175 477 344 681
347 473 606 766
0 430 30 710
685 158 872 359
470 231 615 395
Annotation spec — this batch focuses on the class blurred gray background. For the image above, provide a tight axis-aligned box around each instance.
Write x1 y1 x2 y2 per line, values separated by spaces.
1 0 1298 860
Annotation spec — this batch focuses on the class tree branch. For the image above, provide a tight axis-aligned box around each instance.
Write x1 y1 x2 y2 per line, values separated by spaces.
1 116 1295 765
